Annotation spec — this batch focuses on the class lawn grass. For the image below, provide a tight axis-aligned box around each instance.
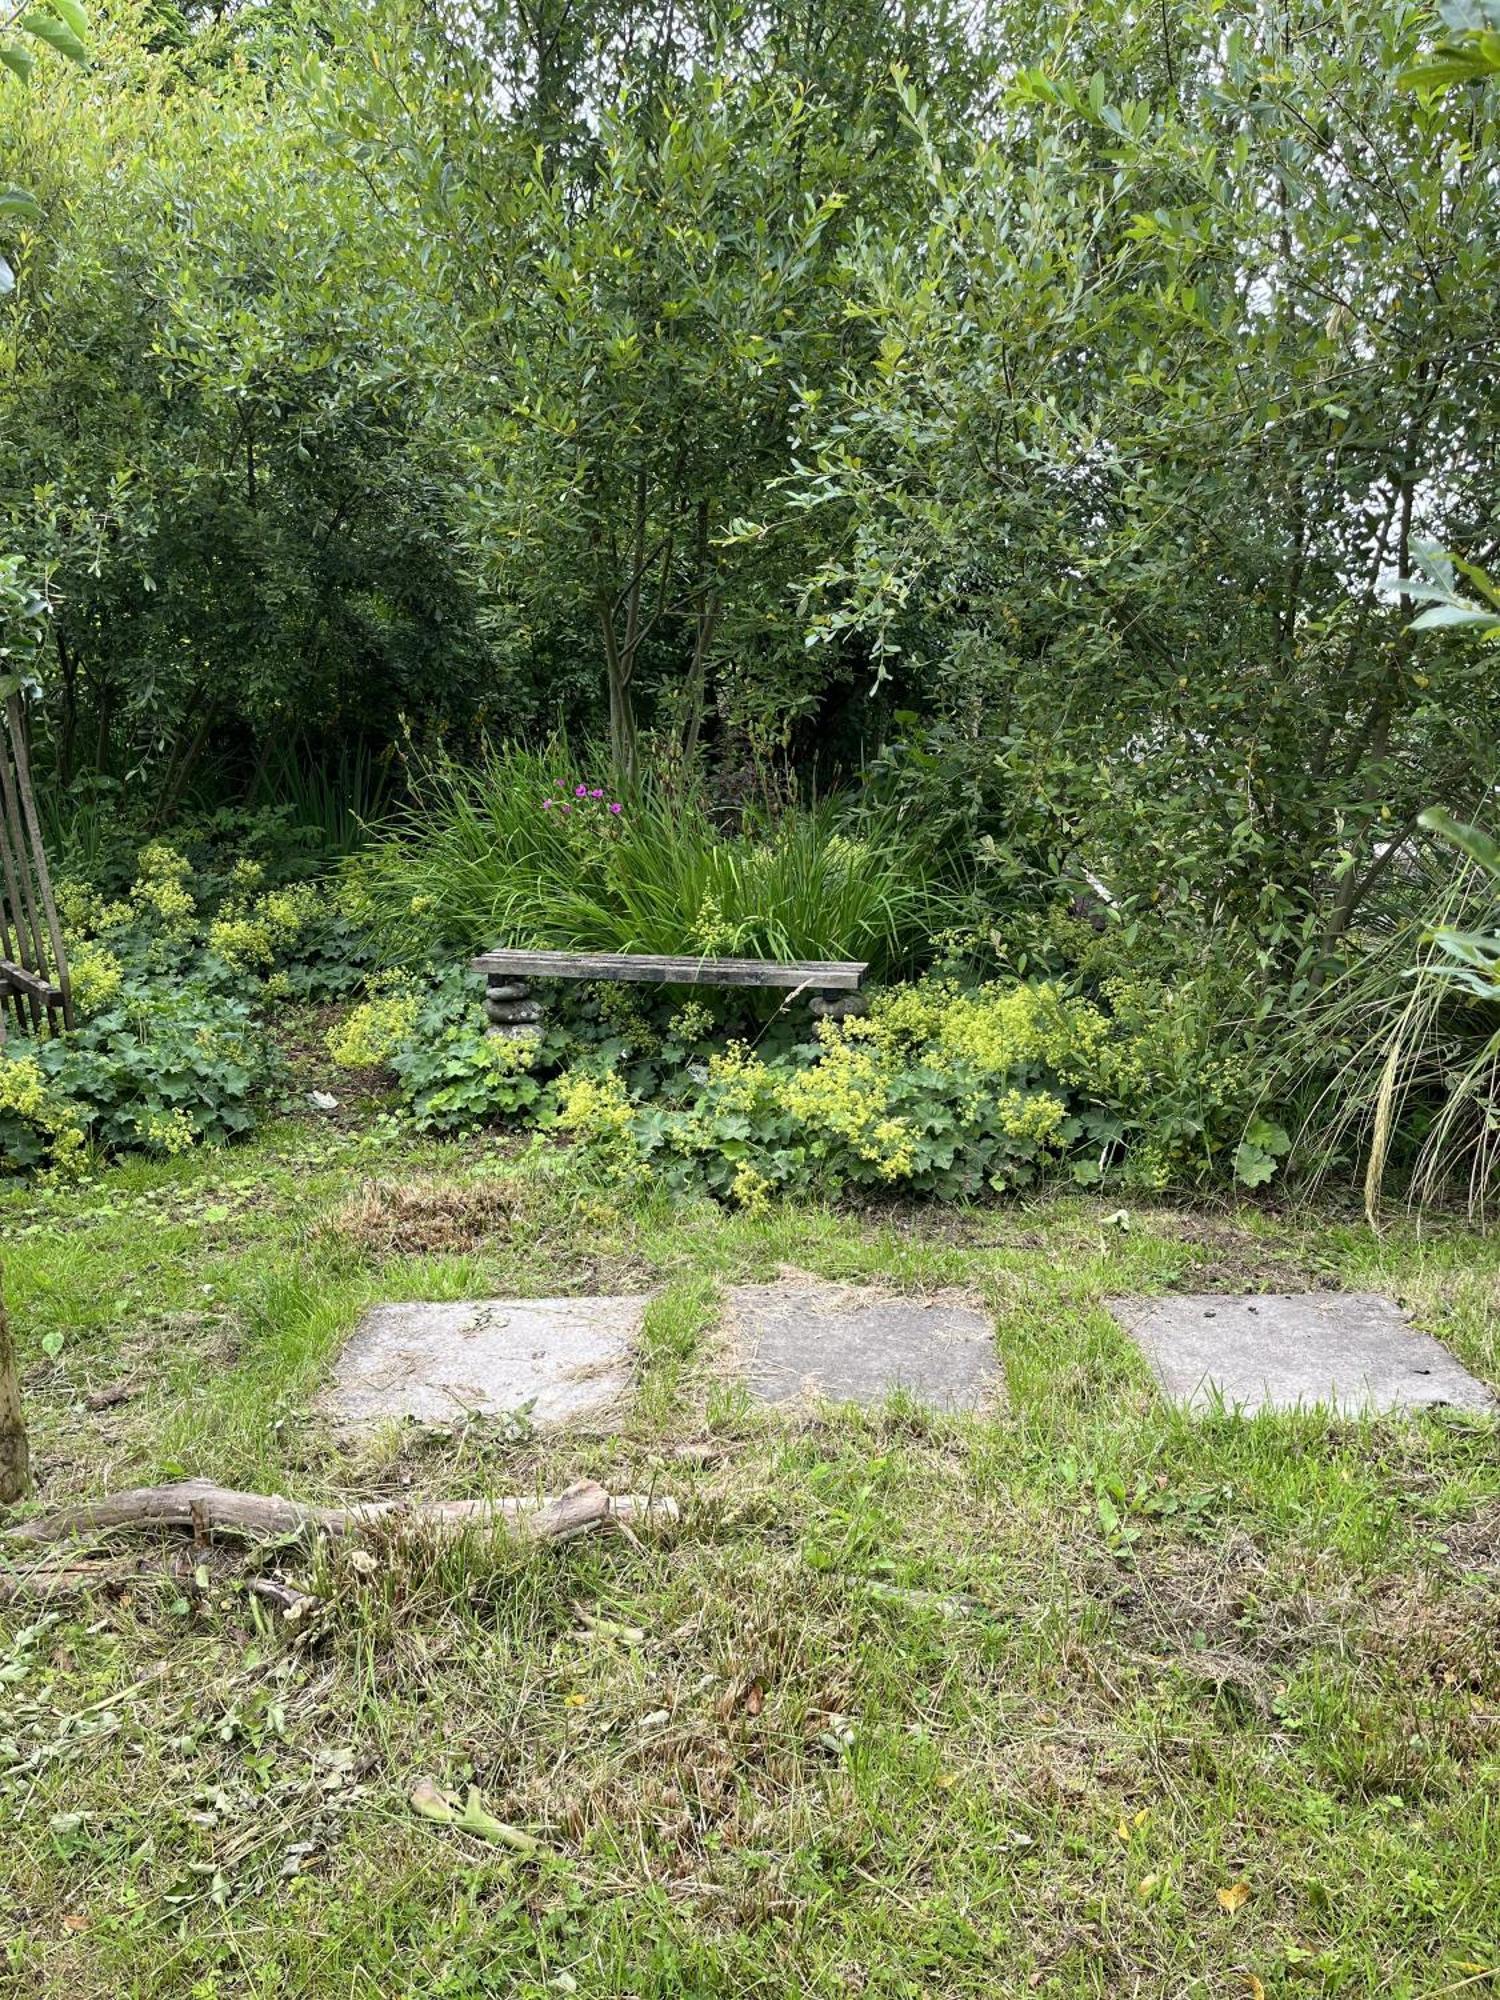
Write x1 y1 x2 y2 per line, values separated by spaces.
2 1123 1498 1998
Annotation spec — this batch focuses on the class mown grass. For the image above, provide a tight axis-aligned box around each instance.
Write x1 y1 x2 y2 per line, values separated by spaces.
1 1126 1498 1998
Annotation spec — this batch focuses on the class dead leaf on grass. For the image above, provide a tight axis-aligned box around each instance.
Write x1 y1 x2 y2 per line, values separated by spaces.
410 1776 541 1855
1217 1880 1251 1912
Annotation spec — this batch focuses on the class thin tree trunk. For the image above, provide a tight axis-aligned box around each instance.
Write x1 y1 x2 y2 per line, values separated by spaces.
599 597 638 783
1319 476 1418 961
0 1271 28 1507
56 628 78 788
679 498 718 769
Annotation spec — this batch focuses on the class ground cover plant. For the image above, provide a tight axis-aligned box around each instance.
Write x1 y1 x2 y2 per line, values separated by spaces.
1 1115 1497 1997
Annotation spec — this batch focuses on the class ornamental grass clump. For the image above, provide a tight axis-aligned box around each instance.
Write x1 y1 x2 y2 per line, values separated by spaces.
355 742 967 979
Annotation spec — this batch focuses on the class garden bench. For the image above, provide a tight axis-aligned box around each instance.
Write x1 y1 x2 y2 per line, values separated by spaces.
470 948 867 1037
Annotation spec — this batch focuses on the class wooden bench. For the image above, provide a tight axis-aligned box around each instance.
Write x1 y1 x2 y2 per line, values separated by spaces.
470 948 867 1037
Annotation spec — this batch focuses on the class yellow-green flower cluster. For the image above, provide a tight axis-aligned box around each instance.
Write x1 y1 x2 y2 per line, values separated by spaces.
687 891 743 956
57 877 131 936
667 999 716 1043
208 881 322 972
326 985 423 1069
554 1067 649 1182
66 938 125 1018
129 843 198 939
778 1035 917 1179
556 1067 635 1137
0 1051 86 1176
140 1106 199 1156
560 979 1109 1198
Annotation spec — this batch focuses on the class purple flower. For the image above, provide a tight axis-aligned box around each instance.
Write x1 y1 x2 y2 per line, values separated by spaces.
575 784 588 797
589 788 604 798
609 802 623 814
542 799 554 809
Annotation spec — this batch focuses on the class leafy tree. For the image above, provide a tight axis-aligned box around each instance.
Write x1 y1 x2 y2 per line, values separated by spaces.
786 0 1500 965
314 0 1000 775
2 2 497 810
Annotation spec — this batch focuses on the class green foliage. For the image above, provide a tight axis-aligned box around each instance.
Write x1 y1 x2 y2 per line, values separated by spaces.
0 1041 86 1171
357 744 970 981
1 977 276 1171
327 970 548 1132
556 975 1279 1203
0 0 88 295
2 1 493 809
784 0 1500 963
1402 0 1500 91
57 835 377 1003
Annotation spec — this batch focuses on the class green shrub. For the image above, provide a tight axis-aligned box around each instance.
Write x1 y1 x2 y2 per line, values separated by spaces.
0 1047 87 1175
327 970 549 1132
556 975 1280 1203
0 979 279 1173
1303 810 1500 1217
355 743 970 980
58 839 377 1002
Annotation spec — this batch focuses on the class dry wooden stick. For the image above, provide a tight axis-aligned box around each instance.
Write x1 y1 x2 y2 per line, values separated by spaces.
6 1475 679 1549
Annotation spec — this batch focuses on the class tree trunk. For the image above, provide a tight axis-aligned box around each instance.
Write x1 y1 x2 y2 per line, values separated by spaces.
599 601 638 784
0 1270 29 1507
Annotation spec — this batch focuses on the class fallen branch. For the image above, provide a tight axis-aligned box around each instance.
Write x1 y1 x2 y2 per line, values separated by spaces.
6 1476 679 1550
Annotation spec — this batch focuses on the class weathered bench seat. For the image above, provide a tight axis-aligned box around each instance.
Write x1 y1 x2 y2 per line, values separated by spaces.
470 948 868 1036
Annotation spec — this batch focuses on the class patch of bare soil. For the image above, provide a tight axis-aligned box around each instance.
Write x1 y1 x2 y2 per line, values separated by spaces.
1431 1495 1500 1582
272 1002 391 1127
1141 1210 1346 1291
322 1177 518 1257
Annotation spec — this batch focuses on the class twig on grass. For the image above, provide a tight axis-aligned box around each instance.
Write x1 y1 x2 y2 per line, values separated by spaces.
6 1475 680 1549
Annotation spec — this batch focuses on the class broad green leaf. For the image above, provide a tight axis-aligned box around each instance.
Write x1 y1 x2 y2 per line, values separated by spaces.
0 43 35 81
1410 603 1500 633
1233 1141 1279 1187
0 186 40 222
48 0 87 36
18 11 87 61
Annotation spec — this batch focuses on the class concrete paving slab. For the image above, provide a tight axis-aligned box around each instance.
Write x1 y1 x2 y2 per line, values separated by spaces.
1110 1291 1496 1416
321 1295 642 1429
729 1278 1001 1412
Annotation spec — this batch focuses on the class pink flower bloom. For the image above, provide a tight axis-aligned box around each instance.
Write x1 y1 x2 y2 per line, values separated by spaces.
542 799 554 809
589 788 604 798
575 784 588 797
609 802 623 814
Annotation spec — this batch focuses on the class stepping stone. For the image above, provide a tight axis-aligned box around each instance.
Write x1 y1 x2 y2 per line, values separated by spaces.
728 1278 1001 1412
321 1295 642 1429
1110 1291 1497 1417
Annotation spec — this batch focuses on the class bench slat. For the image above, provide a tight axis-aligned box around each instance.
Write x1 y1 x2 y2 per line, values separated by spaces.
471 948 866 991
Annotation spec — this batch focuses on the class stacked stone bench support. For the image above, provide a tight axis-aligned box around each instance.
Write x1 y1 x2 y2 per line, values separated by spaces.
472 948 868 1040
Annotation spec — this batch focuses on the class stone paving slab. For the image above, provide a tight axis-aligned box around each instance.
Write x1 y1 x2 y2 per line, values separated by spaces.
321 1295 642 1429
729 1277 1001 1412
1110 1291 1497 1417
